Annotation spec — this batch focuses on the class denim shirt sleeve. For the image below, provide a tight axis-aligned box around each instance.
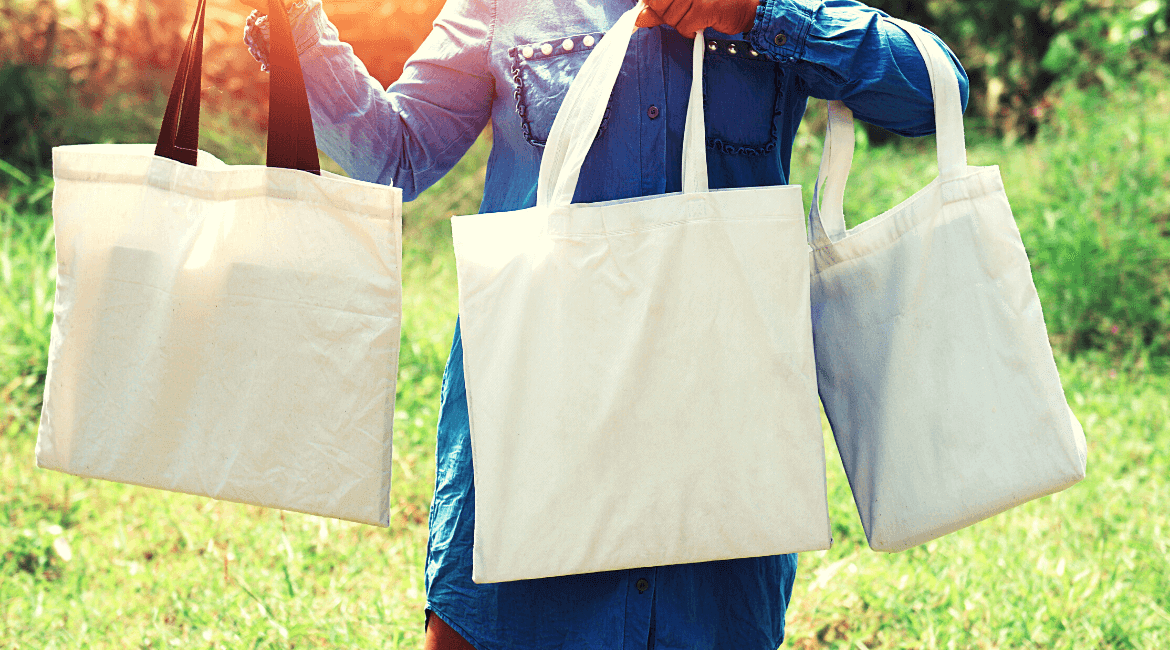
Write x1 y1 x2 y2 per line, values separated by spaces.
251 0 494 200
746 0 969 136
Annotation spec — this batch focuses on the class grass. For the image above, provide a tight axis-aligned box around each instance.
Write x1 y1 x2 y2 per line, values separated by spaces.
2 77 1169 647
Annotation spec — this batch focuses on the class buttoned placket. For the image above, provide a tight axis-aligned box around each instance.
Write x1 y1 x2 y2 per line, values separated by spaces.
619 23 665 648
622 567 658 648
633 26 667 197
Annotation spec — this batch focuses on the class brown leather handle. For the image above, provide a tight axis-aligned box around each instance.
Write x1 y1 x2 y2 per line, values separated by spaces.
155 0 321 174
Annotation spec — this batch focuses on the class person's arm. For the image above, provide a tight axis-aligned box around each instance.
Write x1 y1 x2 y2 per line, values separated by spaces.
244 0 494 201
636 0 968 137
745 0 968 136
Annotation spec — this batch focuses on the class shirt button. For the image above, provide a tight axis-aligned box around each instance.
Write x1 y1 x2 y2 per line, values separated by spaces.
647 105 660 119
636 578 650 593
774 32 788 47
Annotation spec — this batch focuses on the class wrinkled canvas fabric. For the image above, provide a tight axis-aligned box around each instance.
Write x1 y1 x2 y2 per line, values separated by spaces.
453 5 831 584
808 19 1087 552
37 144 402 526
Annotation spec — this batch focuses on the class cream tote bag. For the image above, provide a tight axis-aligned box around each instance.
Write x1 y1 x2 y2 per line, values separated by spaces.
808 18 1087 552
36 0 403 526
453 4 830 584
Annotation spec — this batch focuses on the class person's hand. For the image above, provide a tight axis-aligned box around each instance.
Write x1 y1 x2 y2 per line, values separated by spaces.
635 0 760 38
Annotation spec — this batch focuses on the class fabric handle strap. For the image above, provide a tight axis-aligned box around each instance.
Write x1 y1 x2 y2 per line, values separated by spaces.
809 99 854 244
809 19 967 246
155 0 320 174
885 17 967 177
537 3 708 207
154 0 206 165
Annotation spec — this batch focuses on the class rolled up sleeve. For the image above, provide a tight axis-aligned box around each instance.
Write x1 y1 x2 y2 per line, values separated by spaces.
747 0 969 136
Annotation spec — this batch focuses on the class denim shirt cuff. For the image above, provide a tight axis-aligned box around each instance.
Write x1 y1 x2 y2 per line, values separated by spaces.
747 0 817 63
243 0 328 72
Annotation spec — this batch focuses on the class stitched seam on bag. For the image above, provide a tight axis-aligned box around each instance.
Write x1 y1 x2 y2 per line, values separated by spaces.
62 180 398 215
546 215 800 238
95 276 399 318
56 162 402 216
144 174 400 214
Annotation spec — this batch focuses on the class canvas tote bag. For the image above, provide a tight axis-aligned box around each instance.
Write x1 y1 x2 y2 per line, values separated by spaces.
808 18 1088 552
453 4 831 584
36 0 403 526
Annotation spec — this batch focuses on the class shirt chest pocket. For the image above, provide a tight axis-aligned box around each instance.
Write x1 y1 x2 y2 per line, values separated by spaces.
703 39 783 156
509 32 611 148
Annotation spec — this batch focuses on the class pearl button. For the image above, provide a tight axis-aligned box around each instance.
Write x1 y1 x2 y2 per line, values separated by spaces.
583 35 596 47
707 41 717 51
562 38 574 51
750 49 759 57
727 43 737 55
522 46 534 58
541 43 553 55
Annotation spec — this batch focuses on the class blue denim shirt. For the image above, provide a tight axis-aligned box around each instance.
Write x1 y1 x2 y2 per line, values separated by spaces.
251 1 967 647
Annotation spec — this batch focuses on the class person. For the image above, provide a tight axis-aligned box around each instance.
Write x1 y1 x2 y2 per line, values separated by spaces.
241 0 968 647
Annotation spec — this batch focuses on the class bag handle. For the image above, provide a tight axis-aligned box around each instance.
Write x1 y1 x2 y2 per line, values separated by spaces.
808 99 854 244
886 17 967 178
154 0 321 174
809 19 966 246
537 2 708 208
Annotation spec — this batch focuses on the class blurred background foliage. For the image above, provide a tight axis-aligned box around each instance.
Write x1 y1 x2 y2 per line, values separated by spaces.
870 0 1169 139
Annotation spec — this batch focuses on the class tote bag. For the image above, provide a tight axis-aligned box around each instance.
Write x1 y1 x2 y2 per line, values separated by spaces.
35 0 403 527
808 18 1087 552
453 5 830 584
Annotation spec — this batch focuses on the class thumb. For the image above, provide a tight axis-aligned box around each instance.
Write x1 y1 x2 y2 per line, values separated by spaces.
635 5 665 29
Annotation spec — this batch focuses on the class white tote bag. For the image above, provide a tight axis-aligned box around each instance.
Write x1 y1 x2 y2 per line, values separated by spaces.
36 0 402 527
453 5 830 584
808 18 1088 552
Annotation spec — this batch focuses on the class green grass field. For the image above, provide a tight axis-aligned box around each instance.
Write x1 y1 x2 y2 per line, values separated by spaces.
2 77 1169 648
